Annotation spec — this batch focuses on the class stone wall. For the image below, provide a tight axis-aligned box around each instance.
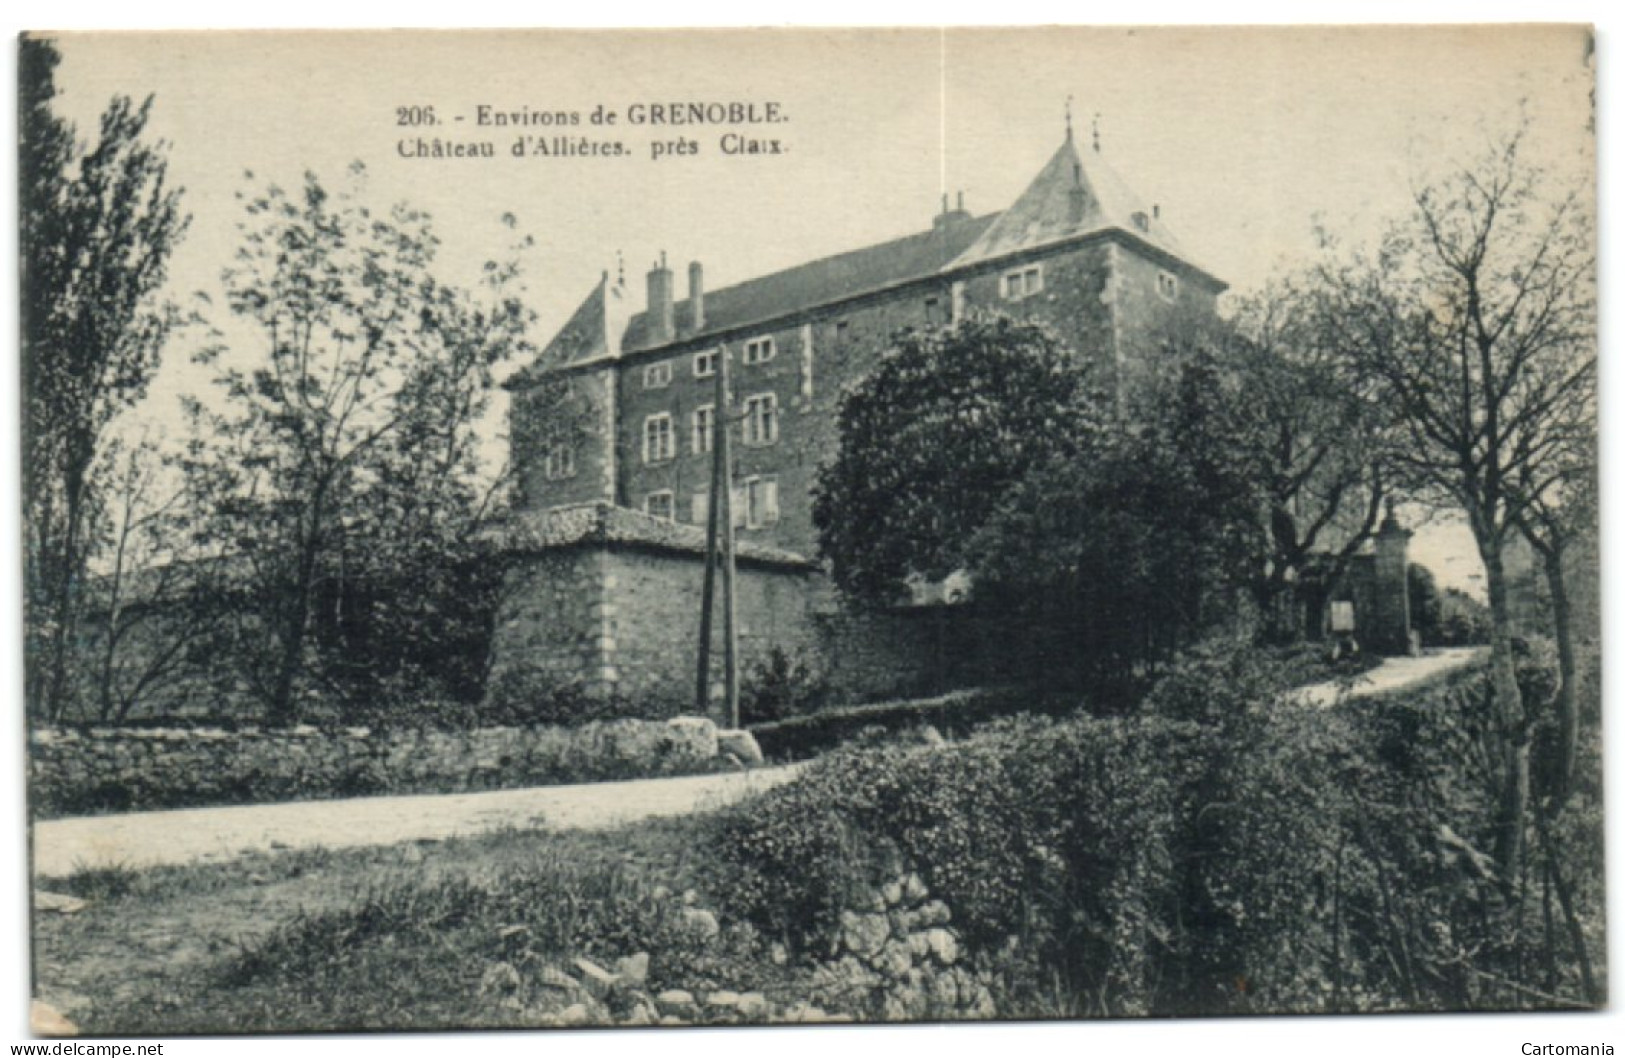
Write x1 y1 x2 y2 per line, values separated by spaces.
488 541 823 722
484 540 1044 721
30 715 724 819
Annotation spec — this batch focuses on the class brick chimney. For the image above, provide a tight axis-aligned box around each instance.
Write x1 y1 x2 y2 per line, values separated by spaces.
933 191 972 234
687 261 705 334
646 252 674 344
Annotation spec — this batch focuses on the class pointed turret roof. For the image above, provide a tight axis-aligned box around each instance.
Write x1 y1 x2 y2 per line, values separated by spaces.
947 133 1211 281
505 271 628 388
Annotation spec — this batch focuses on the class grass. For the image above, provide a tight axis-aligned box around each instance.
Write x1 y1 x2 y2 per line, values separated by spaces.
54 860 142 902
33 815 800 1035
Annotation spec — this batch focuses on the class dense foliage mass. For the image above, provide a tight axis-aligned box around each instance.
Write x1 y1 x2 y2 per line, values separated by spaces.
701 647 1602 1015
811 314 1090 602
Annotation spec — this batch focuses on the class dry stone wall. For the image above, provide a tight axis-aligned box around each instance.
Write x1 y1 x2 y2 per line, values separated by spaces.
29 716 726 819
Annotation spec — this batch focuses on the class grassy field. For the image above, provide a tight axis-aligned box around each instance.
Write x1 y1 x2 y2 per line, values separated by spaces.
33 815 800 1035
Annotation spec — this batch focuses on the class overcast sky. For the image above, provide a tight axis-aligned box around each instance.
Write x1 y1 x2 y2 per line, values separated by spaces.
44 26 1596 592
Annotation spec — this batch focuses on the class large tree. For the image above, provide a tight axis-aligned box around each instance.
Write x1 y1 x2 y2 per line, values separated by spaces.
21 36 190 722
974 344 1267 694
1227 277 1397 640
184 166 533 724
811 312 1090 603
1328 129 1595 884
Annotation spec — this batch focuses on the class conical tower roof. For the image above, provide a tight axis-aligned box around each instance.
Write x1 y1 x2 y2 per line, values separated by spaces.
948 131 1209 279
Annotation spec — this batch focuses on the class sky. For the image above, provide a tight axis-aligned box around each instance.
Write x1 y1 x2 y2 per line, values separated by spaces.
40 26 1595 594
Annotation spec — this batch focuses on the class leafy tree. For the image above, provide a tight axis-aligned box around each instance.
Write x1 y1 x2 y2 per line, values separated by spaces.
811 312 1090 602
183 166 533 724
1406 562 1444 646
21 36 189 721
974 346 1267 695
1513 430 1595 813
1228 278 1397 640
1326 128 1595 884
78 435 227 722
814 312 1266 697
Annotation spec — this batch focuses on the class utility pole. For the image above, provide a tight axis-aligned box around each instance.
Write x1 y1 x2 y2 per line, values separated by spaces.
717 344 740 729
694 348 723 715
694 343 739 728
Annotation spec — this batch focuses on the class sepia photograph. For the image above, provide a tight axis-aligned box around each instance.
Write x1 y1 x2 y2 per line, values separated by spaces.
15 19 1604 1046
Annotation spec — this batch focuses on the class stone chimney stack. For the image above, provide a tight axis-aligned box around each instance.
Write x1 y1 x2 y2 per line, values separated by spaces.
933 191 971 234
688 261 705 334
646 252 674 344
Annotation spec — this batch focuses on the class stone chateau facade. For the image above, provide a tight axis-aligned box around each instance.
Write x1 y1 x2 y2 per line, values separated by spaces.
486 130 1412 715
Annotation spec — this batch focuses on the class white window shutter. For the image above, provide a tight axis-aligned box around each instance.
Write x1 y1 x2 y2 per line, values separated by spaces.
691 491 709 525
763 479 780 524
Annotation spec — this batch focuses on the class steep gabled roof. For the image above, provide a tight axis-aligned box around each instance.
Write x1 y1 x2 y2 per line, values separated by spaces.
620 213 996 352
504 273 611 389
948 133 1203 276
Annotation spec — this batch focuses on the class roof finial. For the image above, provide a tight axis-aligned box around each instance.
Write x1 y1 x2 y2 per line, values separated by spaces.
1092 112 1101 153
1065 95 1074 141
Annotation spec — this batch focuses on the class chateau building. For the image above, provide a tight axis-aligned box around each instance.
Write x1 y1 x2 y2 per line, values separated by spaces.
487 128 1408 714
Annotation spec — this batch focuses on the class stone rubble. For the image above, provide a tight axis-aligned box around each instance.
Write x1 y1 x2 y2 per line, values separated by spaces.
513 867 995 1029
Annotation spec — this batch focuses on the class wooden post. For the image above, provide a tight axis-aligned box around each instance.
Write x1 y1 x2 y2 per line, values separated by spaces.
717 345 740 729
695 347 724 715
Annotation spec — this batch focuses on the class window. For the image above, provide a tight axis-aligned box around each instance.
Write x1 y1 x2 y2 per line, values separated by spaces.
1002 265 1043 300
691 404 715 455
644 362 672 388
924 297 940 324
543 444 576 480
743 336 776 365
694 349 718 378
743 393 779 446
1156 271 1179 302
642 413 674 463
691 489 747 529
644 490 675 522
744 476 780 529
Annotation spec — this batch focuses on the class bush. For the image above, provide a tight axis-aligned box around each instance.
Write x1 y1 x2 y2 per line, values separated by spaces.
741 647 830 724
699 646 1600 1016
477 669 648 729
748 687 1077 761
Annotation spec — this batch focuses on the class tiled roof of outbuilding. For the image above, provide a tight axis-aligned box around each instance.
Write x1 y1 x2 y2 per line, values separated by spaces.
490 503 815 569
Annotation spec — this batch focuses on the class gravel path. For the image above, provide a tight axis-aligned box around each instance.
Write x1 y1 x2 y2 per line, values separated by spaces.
1288 646 1488 708
32 763 808 878
33 649 1488 879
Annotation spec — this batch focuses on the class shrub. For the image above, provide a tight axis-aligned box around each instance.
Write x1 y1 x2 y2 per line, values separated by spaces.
475 668 647 728
741 647 830 724
748 686 1077 761
700 646 1599 1016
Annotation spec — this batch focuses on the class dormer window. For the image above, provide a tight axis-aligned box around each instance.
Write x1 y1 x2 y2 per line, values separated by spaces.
1156 270 1179 302
743 336 776 365
1131 211 1150 233
644 362 672 388
1002 265 1043 301
694 349 718 378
